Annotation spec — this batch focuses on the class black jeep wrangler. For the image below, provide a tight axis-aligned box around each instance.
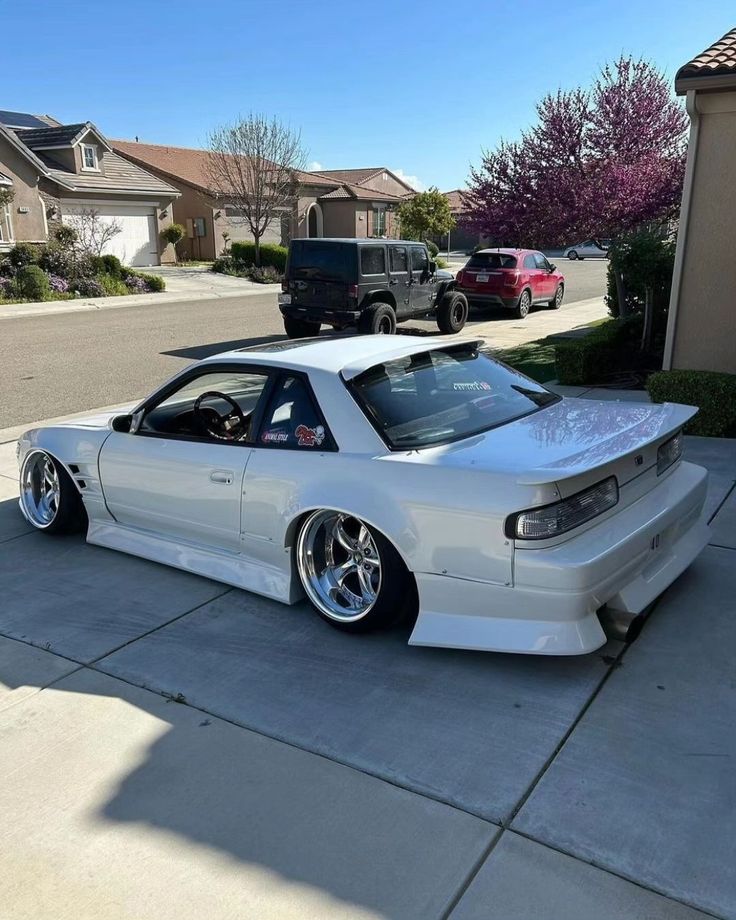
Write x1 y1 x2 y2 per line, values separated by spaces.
278 238 468 337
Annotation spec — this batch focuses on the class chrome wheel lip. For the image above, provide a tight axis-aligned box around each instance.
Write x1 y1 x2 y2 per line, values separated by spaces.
19 450 61 529
297 510 382 622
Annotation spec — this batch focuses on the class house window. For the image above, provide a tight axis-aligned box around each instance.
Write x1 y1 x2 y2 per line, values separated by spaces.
372 206 386 237
0 203 12 242
81 144 98 170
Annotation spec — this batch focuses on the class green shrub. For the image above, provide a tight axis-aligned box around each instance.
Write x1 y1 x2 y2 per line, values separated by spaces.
435 256 448 269
606 230 675 327
8 242 38 269
212 257 231 274
555 316 643 386
15 264 50 300
101 254 123 278
88 255 107 276
53 225 78 248
426 240 439 258
246 265 281 284
646 369 736 437
96 273 129 296
38 243 76 278
126 270 165 292
230 241 288 272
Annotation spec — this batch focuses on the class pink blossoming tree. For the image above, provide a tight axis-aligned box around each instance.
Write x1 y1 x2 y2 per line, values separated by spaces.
464 57 688 248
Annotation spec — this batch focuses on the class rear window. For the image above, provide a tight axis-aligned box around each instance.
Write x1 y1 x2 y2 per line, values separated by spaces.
288 241 356 282
467 252 517 270
351 345 559 449
361 246 386 275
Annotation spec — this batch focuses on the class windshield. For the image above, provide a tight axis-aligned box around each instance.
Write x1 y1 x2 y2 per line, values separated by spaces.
467 252 517 269
288 241 356 282
351 345 559 449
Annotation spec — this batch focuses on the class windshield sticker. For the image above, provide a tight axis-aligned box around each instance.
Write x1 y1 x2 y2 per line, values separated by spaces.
453 381 492 391
262 430 289 443
295 424 325 447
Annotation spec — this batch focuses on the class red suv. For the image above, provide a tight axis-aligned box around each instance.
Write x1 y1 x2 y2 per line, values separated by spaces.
455 248 565 319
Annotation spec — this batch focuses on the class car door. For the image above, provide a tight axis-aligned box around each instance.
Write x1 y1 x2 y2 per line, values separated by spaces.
408 245 434 314
388 244 412 317
534 252 556 299
521 252 542 301
98 365 271 553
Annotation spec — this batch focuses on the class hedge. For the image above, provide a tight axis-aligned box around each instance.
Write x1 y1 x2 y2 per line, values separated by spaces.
554 316 643 386
646 369 736 437
230 241 287 272
15 264 50 300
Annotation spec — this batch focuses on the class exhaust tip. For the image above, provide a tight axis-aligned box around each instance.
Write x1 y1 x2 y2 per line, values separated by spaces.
599 607 646 644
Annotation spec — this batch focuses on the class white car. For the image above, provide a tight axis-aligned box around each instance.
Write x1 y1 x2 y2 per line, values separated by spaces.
16 336 710 656
564 239 610 260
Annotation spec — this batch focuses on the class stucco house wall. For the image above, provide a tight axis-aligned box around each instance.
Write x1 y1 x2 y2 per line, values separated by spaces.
0 136 47 244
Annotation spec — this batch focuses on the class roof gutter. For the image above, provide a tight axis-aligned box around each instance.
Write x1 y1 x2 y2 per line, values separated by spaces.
663 89 700 371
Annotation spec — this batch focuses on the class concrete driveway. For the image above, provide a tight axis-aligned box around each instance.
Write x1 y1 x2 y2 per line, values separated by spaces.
0 416 734 919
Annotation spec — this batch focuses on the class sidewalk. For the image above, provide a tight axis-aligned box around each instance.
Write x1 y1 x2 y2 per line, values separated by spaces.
1 397 734 918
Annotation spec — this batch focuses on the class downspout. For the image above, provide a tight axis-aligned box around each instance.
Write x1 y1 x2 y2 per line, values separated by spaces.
663 90 700 370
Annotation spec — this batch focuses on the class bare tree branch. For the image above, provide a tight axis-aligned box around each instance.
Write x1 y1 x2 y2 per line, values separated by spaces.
205 114 306 265
65 208 123 257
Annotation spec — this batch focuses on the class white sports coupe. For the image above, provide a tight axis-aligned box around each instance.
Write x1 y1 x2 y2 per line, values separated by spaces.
17 336 710 655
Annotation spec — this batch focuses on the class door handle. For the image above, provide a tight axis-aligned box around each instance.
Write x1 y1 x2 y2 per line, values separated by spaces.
210 470 234 484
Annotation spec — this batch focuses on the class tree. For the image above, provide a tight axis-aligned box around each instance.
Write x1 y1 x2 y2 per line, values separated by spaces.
161 222 185 264
397 187 455 241
0 186 14 209
66 209 123 256
205 114 306 267
464 56 688 248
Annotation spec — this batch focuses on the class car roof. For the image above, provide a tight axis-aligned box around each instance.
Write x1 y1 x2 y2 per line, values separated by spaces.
474 247 535 255
291 238 422 246
204 335 482 380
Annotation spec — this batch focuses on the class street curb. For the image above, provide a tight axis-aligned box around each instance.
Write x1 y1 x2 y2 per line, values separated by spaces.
0 284 282 321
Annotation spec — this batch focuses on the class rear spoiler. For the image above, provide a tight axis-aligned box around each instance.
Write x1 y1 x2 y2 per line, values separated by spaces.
516 402 697 486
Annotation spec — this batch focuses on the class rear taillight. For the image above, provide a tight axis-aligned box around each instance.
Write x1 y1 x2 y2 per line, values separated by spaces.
456 269 464 284
503 271 520 287
348 284 359 298
506 476 619 540
281 280 289 292
657 431 683 475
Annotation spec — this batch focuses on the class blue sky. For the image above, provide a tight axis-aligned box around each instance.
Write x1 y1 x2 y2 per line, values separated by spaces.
3 0 734 191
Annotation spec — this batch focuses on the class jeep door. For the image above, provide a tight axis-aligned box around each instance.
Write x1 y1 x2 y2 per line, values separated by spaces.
388 244 412 317
408 246 434 315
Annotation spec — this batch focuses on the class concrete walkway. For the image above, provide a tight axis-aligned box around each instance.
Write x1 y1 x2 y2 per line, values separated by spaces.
0 407 734 918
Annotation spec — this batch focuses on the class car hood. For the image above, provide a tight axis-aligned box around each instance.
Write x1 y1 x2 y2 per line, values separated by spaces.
412 398 697 489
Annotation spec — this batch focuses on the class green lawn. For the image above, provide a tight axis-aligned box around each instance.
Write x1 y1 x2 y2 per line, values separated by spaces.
492 338 559 382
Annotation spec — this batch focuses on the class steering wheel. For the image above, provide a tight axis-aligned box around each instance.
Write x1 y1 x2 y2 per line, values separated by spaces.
193 391 248 441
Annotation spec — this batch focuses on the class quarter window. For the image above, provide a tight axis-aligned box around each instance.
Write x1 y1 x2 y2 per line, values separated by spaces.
360 246 386 276
523 254 537 269
81 144 98 170
260 376 332 449
389 246 408 272
534 253 551 270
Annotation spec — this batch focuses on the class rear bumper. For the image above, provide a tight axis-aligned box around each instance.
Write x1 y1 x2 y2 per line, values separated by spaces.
279 303 361 325
457 289 518 308
409 461 710 656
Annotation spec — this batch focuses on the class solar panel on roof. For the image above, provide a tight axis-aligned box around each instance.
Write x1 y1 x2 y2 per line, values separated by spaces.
0 110 49 129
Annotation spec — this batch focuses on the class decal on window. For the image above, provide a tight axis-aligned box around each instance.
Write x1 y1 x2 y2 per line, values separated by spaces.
453 381 492 391
295 424 325 447
262 430 289 443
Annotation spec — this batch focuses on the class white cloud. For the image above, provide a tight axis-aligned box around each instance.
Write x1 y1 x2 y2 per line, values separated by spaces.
308 160 323 172
391 168 425 192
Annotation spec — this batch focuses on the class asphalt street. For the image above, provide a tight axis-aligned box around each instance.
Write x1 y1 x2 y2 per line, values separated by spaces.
0 259 607 428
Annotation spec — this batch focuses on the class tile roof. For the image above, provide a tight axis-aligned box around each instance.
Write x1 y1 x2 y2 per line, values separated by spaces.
18 123 94 149
112 139 227 191
675 28 736 92
312 167 386 186
444 189 468 212
319 182 404 202
39 148 179 194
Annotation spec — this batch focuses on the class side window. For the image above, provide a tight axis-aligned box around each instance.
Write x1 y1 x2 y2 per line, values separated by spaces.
523 254 537 270
259 376 332 449
360 247 386 276
534 253 550 270
141 370 269 440
410 247 429 274
389 246 408 273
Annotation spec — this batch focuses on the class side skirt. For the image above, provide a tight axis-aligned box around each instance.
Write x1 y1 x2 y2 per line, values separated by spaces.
87 521 297 604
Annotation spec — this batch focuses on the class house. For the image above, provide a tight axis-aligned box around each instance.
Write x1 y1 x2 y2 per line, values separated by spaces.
0 110 179 266
664 29 736 374
110 140 414 260
442 190 480 252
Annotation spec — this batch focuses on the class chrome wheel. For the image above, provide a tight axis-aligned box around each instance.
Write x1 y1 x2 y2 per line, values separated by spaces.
20 450 61 528
554 284 564 307
518 290 531 318
297 510 382 622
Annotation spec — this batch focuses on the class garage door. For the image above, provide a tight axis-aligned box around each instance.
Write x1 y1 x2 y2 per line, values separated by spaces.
62 204 160 267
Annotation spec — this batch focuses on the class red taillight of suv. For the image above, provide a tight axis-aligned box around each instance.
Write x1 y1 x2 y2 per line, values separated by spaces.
504 271 520 287
456 269 465 284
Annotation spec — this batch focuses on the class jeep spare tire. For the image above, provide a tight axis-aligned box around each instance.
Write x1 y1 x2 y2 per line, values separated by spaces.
436 291 469 334
358 302 396 335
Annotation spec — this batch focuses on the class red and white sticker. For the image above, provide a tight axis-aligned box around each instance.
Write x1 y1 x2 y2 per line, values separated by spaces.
295 424 325 447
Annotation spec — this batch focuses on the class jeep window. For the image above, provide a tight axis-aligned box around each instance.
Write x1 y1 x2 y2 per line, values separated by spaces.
467 252 517 269
351 345 559 449
390 246 408 272
361 246 386 276
288 241 356 282
410 247 429 274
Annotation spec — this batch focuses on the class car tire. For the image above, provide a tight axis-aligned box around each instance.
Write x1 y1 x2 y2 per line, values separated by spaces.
284 316 320 339
568 250 578 260
296 510 412 633
436 291 469 334
548 283 564 309
515 289 531 319
358 302 396 335
19 450 87 535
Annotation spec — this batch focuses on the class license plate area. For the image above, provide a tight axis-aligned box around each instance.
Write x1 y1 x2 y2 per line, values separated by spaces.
476 273 489 283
